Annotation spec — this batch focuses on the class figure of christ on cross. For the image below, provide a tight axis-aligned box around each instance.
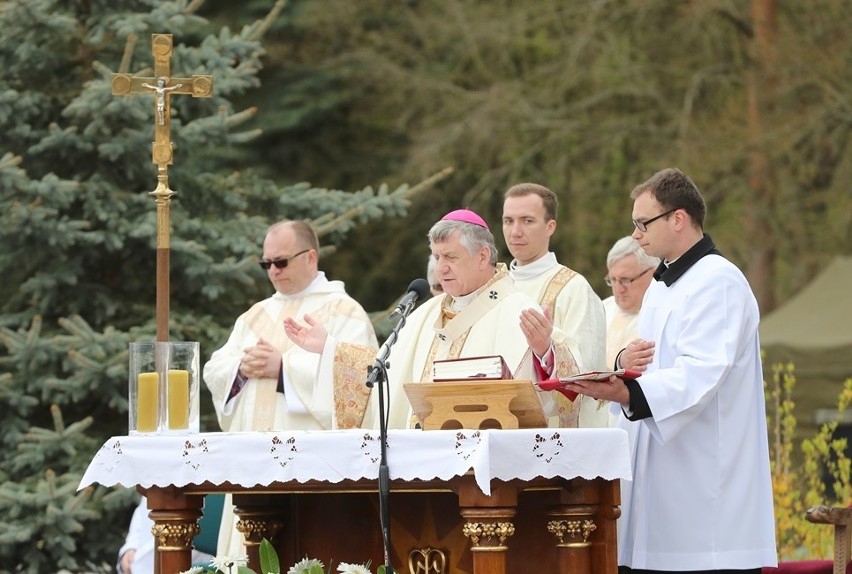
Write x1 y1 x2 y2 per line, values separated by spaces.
140 77 184 125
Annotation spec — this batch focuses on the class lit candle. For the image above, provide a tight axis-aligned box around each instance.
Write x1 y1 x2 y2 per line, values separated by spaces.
167 369 190 430
136 372 159 432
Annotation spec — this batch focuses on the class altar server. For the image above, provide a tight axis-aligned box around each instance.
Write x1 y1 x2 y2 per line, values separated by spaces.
502 183 608 426
565 168 777 573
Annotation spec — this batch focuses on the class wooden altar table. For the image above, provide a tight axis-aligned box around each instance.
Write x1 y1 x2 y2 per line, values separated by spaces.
79 428 630 574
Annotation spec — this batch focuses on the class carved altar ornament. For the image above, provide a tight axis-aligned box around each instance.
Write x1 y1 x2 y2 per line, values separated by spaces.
547 518 597 547
408 547 448 574
151 521 200 550
462 521 516 549
236 518 284 545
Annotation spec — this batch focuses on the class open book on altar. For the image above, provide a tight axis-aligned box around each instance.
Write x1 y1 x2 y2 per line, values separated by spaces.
432 355 512 381
537 369 642 401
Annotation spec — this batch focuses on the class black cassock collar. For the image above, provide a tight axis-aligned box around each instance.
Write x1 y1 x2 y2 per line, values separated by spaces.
653 233 723 287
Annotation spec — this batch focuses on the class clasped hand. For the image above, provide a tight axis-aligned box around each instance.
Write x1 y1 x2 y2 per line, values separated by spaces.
238 338 282 379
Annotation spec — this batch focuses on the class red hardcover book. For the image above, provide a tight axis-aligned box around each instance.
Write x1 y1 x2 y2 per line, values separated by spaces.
537 369 642 401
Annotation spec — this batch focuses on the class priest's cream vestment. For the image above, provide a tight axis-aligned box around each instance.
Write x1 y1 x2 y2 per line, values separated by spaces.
509 253 609 427
203 273 377 556
602 295 638 369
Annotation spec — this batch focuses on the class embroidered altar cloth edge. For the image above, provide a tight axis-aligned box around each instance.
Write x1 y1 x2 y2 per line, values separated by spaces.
78 428 630 496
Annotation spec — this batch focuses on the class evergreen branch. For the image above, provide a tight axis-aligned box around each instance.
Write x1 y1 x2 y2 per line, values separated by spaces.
311 206 364 238
184 0 205 16
0 152 23 170
225 107 258 127
50 403 65 434
249 0 288 42
118 34 138 74
403 166 454 199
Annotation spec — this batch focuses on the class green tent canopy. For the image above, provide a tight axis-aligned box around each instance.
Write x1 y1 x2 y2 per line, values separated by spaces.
760 256 852 380
760 256 852 436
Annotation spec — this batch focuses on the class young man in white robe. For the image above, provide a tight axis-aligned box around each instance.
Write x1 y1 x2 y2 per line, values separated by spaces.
502 183 609 427
284 209 582 429
203 220 378 557
565 168 777 574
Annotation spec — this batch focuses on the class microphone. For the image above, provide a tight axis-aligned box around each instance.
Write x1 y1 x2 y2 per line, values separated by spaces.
388 278 431 319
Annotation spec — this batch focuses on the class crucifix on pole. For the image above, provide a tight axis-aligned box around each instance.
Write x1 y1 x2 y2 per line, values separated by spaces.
112 34 213 342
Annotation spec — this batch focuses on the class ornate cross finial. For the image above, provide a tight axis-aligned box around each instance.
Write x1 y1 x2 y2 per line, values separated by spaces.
112 34 213 171
111 34 214 342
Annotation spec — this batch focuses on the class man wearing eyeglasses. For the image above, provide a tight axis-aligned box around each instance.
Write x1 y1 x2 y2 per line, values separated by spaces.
203 219 378 556
601 236 659 369
565 168 777 574
502 182 608 427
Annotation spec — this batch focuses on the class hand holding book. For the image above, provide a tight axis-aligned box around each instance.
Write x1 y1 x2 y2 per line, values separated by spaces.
537 369 641 401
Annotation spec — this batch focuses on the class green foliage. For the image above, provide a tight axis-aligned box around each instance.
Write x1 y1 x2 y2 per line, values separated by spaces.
767 362 852 560
217 1 852 311
0 2 446 572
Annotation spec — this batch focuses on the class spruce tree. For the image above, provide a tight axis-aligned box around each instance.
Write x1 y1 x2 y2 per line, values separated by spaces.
0 2 440 571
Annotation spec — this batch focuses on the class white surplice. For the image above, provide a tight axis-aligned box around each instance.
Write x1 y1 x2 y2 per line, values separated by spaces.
616 254 777 570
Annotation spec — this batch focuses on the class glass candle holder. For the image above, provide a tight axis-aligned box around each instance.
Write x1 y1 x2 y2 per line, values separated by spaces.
129 341 200 434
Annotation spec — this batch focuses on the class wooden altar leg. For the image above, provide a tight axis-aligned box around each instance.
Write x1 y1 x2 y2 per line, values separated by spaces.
455 477 518 574
233 494 286 573
144 486 204 574
546 478 620 574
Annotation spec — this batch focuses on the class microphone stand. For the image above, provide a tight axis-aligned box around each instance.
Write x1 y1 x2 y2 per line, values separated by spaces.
365 299 416 574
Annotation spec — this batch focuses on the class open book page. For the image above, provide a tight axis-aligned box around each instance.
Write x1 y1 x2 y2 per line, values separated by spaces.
555 369 642 383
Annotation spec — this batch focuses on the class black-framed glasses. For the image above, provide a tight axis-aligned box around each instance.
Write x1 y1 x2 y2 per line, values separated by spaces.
258 249 310 271
632 208 676 232
604 267 653 288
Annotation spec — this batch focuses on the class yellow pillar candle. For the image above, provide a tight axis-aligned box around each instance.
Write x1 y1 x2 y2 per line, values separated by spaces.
167 369 190 430
137 372 159 432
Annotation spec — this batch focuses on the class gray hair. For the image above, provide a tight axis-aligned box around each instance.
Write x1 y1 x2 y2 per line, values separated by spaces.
606 236 660 270
428 219 498 267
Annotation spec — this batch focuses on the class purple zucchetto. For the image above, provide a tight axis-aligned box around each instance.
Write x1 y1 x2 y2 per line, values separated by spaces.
440 209 489 230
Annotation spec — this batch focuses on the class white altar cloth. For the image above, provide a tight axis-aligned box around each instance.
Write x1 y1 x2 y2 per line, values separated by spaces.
79 428 630 495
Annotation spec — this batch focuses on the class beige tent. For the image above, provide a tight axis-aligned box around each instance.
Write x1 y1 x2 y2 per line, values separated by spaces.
760 256 852 436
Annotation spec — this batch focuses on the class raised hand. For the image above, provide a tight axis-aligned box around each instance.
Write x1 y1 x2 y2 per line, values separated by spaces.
519 307 553 358
283 313 328 353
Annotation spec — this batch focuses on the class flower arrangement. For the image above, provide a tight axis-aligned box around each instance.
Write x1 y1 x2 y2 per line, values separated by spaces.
180 539 386 574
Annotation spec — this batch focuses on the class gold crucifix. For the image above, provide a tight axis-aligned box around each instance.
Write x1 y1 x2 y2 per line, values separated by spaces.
112 34 213 342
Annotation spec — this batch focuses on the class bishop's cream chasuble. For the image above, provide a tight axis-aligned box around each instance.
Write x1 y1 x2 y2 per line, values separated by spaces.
336 269 581 430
